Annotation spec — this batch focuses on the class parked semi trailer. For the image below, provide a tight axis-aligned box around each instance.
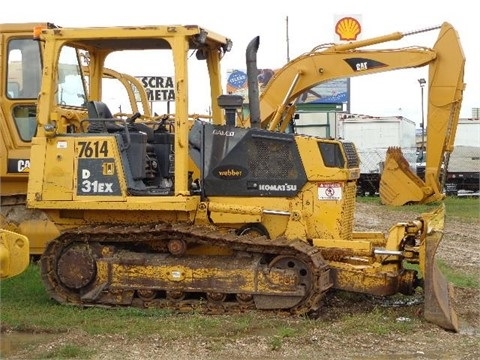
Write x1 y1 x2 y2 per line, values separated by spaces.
338 115 416 196
445 119 480 196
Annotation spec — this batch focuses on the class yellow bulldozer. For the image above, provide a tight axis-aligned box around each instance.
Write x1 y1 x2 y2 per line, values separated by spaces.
22 23 461 332
251 22 465 206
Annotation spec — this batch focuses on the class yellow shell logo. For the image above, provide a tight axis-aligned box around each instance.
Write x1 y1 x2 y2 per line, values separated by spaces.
335 17 361 41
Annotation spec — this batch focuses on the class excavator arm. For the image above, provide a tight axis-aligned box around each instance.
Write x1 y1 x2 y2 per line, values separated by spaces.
380 23 465 205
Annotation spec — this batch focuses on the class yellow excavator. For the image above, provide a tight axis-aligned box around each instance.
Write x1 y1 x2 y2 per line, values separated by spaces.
0 22 155 257
24 23 460 332
250 22 465 206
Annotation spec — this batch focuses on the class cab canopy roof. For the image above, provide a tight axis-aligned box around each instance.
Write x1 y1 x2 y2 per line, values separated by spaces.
38 24 232 51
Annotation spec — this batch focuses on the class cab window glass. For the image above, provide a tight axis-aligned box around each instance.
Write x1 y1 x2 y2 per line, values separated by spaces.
7 39 42 99
318 142 345 168
57 46 87 107
12 105 37 141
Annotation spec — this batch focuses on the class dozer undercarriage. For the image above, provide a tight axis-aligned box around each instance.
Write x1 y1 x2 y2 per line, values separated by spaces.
40 223 332 315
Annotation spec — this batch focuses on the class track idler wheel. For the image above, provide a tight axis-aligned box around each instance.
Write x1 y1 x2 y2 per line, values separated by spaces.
253 255 313 310
270 256 312 290
56 243 96 290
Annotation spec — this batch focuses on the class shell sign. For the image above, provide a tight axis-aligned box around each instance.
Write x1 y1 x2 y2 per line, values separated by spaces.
335 15 362 41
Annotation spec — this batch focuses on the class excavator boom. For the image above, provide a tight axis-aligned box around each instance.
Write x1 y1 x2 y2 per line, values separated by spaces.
258 46 436 131
255 25 457 130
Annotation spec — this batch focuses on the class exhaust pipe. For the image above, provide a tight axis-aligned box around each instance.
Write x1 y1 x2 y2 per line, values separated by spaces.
246 36 260 128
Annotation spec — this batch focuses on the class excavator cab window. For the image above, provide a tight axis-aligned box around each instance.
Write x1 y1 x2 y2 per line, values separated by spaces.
6 38 42 141
12 105 37 141
7 38 42 99
318 142 345 168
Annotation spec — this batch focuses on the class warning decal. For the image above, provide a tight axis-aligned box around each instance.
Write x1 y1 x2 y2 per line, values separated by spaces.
318 182 342 200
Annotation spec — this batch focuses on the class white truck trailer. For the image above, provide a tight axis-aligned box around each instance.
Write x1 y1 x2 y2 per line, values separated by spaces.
339 115 416 196
445 119 479 195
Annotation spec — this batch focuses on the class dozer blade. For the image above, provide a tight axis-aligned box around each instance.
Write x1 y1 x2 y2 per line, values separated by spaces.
379 147 427 206
419 204 459 332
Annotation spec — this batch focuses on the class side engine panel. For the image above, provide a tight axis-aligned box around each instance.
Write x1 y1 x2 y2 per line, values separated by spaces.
189 121 307 197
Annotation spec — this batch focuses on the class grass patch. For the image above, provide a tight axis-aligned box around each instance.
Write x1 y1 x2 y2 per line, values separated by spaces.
337 307 420 335
356 196 480 222
269 326 297 350
437 259 480 288
38 344 95 359
404 260 479 289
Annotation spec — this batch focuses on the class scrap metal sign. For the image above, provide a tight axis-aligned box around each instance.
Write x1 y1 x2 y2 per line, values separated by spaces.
136 76 175 102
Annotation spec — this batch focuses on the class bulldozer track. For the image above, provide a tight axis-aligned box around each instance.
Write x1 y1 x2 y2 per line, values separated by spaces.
40 223 332 316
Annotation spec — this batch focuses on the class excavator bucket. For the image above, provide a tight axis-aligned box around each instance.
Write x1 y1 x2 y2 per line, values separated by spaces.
379 147 428 206
419 204 459 332
0 229 30 280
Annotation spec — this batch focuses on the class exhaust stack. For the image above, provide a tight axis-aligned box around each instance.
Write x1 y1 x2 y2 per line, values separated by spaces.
246 36 260 128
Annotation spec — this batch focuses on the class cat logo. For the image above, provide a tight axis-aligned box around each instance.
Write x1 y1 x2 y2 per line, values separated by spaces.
335 17 361 41
7 159 30 173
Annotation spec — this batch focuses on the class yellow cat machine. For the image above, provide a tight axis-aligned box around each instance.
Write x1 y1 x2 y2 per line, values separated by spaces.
0 22 153 256
27 24 458 331
252 22 465 206
0 22 55 256
0 229 29 279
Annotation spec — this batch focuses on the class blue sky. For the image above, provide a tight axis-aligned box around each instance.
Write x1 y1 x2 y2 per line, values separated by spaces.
2 0 477 126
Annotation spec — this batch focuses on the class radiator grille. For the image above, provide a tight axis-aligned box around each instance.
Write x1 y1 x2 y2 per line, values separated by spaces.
247 137 298 178
342 142 360 169
341 182 356 240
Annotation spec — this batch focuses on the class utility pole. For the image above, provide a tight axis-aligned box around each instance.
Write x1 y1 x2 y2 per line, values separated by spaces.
286 16 290 62
418 78 426 162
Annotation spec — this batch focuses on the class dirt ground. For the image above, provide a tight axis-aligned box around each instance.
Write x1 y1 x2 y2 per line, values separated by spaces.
3 201 480 359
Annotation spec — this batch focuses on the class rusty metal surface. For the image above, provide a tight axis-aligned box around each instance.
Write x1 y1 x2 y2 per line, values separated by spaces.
40 222 332 316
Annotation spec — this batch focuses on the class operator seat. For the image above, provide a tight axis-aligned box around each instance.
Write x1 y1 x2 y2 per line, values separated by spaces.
86 101 124 133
